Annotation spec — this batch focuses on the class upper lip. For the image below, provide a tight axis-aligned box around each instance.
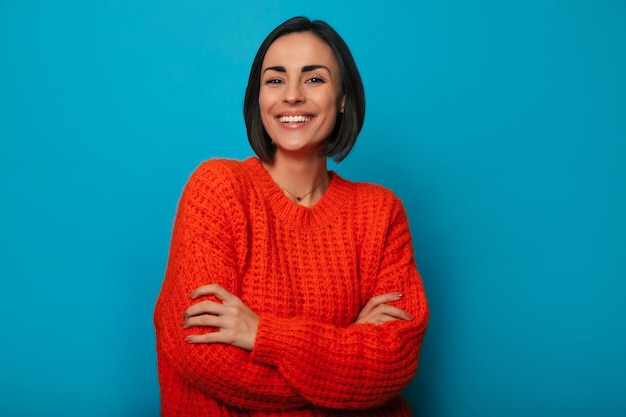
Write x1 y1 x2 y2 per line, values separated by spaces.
275 111 315 118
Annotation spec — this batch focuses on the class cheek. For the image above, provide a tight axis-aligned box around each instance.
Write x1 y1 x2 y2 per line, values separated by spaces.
259 111 273 136
259 86 280 110
258 94 274 127
321 92 341 116
258 92 270 113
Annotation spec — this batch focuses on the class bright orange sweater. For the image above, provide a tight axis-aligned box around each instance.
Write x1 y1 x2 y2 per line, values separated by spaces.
154 157 429 416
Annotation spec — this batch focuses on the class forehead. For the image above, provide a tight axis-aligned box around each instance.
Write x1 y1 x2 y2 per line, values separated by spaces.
262 32 338 70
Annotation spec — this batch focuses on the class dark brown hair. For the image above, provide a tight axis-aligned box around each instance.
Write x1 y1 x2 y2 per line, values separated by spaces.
243 16 365 162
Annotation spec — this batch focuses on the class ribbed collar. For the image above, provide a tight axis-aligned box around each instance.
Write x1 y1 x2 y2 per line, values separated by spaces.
243 157 352 227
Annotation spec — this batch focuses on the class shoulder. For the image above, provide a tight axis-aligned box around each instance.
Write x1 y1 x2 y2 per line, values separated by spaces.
186 157 255 193
348 180 404 214
179 157 256 211
191 158 248 183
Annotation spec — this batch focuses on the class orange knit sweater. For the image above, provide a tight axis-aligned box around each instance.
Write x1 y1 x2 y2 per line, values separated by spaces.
154 157 429 416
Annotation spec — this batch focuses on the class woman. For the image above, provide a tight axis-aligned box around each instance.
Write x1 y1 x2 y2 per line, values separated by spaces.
154 16 429 416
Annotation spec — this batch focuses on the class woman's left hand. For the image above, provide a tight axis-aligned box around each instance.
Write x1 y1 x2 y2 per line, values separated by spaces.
182 284 259 352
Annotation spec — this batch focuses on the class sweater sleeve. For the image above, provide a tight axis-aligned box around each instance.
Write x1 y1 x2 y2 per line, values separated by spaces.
250 196 429 410
153 161 308 411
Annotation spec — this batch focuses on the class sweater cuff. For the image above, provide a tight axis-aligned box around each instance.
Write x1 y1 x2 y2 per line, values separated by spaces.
251 314 293 367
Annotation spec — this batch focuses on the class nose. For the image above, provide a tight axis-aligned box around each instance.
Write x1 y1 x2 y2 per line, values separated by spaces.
283 82 304 105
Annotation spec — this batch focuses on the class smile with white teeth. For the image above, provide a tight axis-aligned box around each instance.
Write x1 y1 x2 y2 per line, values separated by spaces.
278 115 313 123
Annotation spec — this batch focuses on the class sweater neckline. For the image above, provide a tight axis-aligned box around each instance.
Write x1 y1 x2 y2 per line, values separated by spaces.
244 157 350 226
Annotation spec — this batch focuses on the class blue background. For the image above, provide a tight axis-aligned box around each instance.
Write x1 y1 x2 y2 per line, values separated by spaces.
1 1 625 416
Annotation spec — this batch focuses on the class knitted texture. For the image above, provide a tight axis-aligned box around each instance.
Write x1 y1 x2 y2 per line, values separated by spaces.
154 158 429 416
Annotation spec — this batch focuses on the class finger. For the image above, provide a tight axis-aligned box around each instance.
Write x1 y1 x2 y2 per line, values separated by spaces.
189 284 238 302
189 283 224 299
360 292 403 316
357 303 413 324
357 312 397 326
183 313 222 329
374 304 414 321
372 314 402 326
185 331 227 344
366 293 403 308
184 300 228 318
360 311 410 326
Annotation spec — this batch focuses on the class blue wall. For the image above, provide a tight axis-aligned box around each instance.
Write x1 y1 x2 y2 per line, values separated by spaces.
1 1 624 416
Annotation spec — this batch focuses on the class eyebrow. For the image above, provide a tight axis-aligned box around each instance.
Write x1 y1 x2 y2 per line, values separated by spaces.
262 65 332 74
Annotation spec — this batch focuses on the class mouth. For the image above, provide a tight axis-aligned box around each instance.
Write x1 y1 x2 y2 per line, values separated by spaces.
277 114 314 124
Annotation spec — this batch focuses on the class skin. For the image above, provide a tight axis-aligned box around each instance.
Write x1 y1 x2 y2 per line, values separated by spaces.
182 32 412 351
259 32 345 163
260 32 346 207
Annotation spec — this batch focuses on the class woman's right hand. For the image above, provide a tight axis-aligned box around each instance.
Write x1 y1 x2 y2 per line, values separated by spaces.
355 293 414 326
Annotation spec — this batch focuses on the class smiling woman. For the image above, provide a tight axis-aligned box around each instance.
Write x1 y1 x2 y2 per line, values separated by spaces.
258 33 345 167
153 16 429 416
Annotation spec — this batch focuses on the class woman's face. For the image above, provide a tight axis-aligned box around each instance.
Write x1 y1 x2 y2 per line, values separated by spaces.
259 32 345 158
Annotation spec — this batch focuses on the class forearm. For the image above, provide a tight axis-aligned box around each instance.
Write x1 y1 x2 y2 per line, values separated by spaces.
250 286 428 409
155 290 308 410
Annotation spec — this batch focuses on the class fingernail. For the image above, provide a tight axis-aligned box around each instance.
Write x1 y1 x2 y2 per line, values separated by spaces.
395 293 403 299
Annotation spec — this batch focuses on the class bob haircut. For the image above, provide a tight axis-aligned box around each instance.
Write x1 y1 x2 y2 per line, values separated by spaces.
244 16 365 163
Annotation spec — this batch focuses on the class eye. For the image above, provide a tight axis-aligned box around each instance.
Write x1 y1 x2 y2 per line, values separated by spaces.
306 77 326 84
264 78 283 85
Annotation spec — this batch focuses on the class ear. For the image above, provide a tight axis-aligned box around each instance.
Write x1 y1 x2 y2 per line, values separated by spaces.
339 95 345 113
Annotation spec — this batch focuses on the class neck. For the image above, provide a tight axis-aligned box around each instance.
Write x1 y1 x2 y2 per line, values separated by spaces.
262 153 329 206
